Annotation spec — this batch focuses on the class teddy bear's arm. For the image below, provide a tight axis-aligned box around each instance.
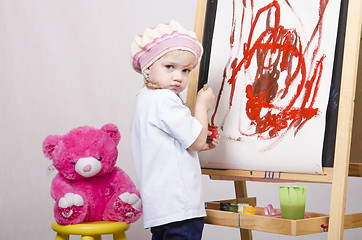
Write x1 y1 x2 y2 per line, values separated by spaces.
109 167 139 193
51 173 88 224
50 174 74 200
111 168 141 210
102 167 142 223
51 174 85 209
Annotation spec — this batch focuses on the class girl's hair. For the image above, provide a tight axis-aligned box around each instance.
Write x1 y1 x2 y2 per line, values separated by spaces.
143 78 160 89
143 77 184 103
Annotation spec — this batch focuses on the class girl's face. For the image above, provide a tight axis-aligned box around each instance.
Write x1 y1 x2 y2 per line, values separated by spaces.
145 50 196 94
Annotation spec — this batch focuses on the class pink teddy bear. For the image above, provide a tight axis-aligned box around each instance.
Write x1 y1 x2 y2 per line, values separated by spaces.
43 123 142 225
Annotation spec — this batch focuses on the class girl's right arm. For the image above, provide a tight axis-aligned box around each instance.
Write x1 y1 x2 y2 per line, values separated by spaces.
188 85 217 152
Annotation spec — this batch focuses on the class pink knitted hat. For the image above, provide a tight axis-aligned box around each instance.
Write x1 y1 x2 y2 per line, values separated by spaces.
131 20 203 73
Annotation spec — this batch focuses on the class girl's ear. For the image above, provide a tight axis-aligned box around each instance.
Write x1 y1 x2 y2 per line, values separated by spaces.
142 71 149 80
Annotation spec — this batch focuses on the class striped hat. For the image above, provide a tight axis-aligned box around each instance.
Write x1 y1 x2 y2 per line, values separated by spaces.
131 20 203 73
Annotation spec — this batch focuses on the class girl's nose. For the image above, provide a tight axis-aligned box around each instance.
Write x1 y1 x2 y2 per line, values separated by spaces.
173 71 182 81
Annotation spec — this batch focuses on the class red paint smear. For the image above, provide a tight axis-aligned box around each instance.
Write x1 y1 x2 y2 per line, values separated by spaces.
211 0 329 145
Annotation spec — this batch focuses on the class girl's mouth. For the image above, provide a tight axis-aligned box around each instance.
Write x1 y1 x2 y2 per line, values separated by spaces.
171 85 181 91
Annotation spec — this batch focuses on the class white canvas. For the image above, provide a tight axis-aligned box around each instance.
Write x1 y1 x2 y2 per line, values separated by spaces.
200 0 342 174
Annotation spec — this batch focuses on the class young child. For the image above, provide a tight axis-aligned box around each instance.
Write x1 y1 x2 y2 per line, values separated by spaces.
130 20 218 240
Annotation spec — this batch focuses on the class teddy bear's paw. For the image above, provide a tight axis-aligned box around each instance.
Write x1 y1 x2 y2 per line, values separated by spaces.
60 208 74 219
110 192 142 221
113 199 138 221
103 193 142 223
59 193 84 208
57 193 84 219
118 192 142 211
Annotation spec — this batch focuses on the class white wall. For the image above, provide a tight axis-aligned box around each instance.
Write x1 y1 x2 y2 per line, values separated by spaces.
0 0 361 239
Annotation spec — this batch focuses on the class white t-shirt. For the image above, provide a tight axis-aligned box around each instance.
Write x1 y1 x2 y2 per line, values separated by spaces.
130 87 206 228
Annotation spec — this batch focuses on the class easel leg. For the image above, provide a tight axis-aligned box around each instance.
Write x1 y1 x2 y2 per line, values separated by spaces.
327 0 362 238
234 181 253 240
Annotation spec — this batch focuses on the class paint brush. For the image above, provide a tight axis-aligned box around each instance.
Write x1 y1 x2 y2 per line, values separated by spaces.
203 84 219 140
203 84 209 91
203 84 211 125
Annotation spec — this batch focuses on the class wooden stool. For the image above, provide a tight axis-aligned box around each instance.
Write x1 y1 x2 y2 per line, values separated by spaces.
51 221 129 240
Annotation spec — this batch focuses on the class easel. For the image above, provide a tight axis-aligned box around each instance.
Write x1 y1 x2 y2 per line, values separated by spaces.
186 0 362 239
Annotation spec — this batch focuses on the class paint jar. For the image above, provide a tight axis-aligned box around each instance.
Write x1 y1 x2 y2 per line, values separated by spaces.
220 202 230 211
226 204 238 213
279 185 306 219
207 125 218 139
237 204 249 213
243 205 255 215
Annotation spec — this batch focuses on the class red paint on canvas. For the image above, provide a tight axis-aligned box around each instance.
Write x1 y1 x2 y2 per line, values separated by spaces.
211 0 329 147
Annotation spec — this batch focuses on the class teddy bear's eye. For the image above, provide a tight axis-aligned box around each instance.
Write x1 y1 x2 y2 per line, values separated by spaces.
71 161 76 165
97 157 103 161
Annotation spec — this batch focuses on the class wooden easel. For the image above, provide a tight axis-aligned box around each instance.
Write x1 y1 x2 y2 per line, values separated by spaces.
186 0 362 239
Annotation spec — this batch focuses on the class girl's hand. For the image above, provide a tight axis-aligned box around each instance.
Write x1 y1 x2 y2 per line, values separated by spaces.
201 130 219 151
196 84 215 111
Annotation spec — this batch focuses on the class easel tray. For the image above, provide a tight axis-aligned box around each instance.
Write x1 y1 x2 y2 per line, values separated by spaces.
205 199 362 236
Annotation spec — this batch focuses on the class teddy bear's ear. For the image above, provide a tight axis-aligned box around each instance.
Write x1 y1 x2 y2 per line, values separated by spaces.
101 123 121 145
42 135 62 159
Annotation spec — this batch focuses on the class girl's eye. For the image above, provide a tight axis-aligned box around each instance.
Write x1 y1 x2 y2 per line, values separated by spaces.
165 65 173 70
183 69 191 74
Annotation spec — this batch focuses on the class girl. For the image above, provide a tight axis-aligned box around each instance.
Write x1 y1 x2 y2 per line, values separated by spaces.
130 20 218 240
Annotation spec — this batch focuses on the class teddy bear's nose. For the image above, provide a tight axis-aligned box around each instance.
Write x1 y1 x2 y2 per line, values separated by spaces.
75 157 102 177
83 164 92 172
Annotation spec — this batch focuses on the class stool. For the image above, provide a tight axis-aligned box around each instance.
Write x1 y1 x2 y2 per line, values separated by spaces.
51 221 129 240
